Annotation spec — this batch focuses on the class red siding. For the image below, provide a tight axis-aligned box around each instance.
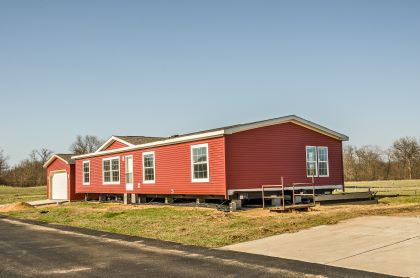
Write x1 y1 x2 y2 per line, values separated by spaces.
75 137 227 197
225 122 344 190
105 140 129 151
46 158 83 201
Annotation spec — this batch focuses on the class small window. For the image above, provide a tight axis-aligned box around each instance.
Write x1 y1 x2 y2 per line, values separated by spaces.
83 161 90 185
103 157 120 184
191 144 209 182
318 147 329 177
143 152 155 183
306 146 317 177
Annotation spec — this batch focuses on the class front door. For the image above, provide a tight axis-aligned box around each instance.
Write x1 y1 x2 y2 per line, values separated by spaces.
125 156 134 191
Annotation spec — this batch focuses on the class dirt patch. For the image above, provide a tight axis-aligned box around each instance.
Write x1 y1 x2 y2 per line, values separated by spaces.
0 202 34 212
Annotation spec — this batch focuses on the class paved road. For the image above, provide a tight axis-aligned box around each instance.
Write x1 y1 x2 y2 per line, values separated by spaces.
223 216 420 277
0 217 392 278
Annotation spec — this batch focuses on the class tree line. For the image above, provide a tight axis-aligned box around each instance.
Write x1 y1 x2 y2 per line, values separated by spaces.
344 137 420 181
1 135 419 186
0 135 103 187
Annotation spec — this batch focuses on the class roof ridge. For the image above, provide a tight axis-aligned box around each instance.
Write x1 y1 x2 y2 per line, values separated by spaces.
114 135 166 138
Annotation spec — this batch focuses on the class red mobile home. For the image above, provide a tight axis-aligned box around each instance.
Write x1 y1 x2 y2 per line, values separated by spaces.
66 115 348 202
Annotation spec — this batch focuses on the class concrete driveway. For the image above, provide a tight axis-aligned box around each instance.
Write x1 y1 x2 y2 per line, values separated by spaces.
0 217 391 278
222 216 420 277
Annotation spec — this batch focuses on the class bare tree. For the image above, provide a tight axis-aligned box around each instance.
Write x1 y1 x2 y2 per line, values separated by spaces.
35 148 54 165
391 137 420 179
384 148 393 180
343 145 386 181
343 145 358 181
0 148 9 176
357 146 384 181
70 135 103 155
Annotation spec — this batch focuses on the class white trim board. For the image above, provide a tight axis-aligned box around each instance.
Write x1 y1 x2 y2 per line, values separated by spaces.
96 136 134 152
43 154 70 168
73 130 224 160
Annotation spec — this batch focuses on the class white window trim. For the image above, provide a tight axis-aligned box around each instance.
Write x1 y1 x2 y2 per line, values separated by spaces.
191 143 210 183
102 156 120 185
142 151 155 184
306 146 318 178
82 160 90 185
318 146 330 177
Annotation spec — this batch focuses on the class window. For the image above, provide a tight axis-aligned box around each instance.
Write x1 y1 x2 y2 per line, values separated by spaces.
306 146 317 177
191 144 209 182
318 147 329 177
142 152 155 183
82 161 90 185
103 157 120 184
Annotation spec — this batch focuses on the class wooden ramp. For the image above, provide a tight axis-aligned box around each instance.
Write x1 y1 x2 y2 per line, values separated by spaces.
315 192 377 205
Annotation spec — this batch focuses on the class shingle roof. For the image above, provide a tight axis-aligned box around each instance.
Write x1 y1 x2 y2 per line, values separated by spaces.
55 154 75 164
114 136 167 145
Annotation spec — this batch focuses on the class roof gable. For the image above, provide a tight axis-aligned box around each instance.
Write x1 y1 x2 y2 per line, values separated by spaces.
43 154 74 168
224 115 349 141
96 136 134 152
96 136 167 152
179 115 348 141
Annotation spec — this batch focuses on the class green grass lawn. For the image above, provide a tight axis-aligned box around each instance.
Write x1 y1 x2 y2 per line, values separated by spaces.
1 183 420 247
2 201 420 247
0 185 46 205
345 179 420 204
346 179 420 188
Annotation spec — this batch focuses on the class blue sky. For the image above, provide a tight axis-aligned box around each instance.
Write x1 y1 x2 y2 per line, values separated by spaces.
1 0 419 165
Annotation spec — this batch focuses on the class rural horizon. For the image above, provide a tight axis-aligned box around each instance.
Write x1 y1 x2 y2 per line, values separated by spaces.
1 119 419 167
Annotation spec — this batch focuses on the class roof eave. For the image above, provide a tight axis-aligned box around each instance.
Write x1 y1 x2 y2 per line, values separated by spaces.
43 154 71 168
95 136 134 152
71 115 349 160
71 130 225 160
224 115 349 141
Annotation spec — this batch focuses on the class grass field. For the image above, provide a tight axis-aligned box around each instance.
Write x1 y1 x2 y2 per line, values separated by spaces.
345 179 420 204
1 201 420 247
346 179 420 189
1 184 420 247
0 186 46 205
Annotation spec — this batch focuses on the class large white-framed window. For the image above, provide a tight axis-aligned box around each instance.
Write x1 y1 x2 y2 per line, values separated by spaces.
318 146 329 177
103 156 120 184
191 143 209 182
82 161 90 185
306 146 318 177
142 151 155 184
